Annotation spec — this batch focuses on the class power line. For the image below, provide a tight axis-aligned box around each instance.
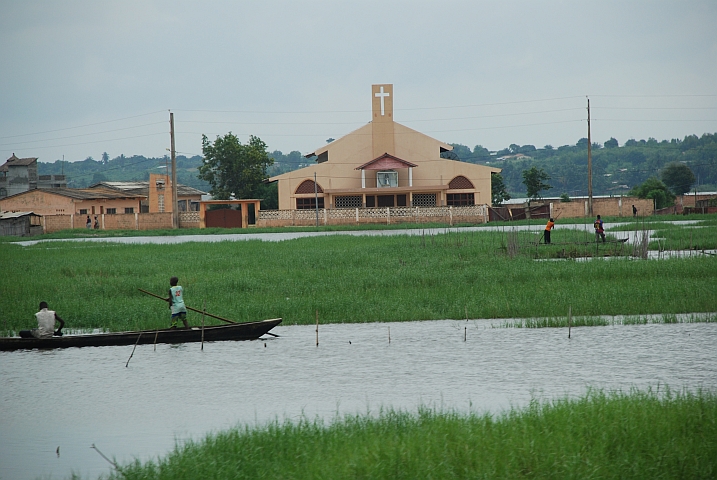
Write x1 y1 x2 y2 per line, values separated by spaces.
0 110 166 140
0 122 167 148
6 132 167 151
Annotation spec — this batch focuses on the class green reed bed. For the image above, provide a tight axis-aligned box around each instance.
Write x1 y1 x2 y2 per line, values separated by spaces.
648 224 717 250
2 231 716 333
104 388 717 480
521 228 632 259
498 312 717 328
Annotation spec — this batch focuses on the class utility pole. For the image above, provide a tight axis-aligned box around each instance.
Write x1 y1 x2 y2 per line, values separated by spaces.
587 97 593 216
314 172 319 227
170 111 178 229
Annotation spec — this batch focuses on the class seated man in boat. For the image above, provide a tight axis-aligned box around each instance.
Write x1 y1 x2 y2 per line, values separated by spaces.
19 302 65 339
166 276 189 329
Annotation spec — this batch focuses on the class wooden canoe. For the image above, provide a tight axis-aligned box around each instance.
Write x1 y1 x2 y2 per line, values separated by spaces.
0 318 282 351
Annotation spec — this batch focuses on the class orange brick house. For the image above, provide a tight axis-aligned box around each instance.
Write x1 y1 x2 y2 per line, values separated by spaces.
0 188 145 217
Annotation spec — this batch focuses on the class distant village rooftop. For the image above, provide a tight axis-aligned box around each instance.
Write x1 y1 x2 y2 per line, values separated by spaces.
89 181 207 197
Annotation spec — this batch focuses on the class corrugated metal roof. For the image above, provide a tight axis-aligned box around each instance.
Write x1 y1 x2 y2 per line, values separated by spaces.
0 188 146 201
88 181 206 196
0 211 39 219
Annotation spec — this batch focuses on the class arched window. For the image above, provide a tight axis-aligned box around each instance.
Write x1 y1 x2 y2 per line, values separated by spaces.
448 176 474 189
295 179 323 194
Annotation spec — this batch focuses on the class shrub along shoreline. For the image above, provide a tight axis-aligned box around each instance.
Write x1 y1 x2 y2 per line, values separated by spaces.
105 388 717 480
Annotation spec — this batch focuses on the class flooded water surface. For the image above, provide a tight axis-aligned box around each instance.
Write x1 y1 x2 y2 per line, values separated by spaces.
1 320 716 479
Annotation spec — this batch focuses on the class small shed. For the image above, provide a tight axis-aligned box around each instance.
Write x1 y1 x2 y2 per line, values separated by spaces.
0 211 43 237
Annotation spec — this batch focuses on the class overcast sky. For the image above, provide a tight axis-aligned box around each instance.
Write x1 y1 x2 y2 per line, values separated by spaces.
2 0 716 164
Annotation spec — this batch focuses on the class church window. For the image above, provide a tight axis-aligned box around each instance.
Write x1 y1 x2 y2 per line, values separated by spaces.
296 179 323 194
376 170 397 188
412 194 436 207
296 197 324 209
448 176 474 189
447 193 475 206
335 196 362 208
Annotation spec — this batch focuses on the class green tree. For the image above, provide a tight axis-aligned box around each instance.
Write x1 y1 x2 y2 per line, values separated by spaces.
604 137 618 148
198 133 274 201
521 166 552 201
629 177 675 209
472 145 491 162
491 173 511 206
660 162 696 195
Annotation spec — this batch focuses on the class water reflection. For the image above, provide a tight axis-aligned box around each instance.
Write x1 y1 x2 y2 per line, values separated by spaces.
1 320 715 479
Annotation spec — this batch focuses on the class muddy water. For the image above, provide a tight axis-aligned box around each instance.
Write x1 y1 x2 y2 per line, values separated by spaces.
1 320 716 479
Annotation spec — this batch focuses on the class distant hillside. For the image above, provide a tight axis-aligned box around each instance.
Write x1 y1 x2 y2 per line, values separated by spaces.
38 150 311 192
38 154 210 191
37 133 717 200
446 133 717 197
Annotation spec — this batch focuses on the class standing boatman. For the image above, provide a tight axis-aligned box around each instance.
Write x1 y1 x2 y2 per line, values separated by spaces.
166 276 189 328
544 218 555 244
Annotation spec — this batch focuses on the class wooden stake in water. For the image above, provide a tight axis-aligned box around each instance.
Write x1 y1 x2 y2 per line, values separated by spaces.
153 329 158 351
91 444 118 469
388 326 391 344
126 333 142 367
464 326 467 342
315 310 319 347
568 306 572 339
201 299 206 351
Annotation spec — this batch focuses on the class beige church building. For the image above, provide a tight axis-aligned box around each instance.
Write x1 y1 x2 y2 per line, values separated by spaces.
269 84 500 211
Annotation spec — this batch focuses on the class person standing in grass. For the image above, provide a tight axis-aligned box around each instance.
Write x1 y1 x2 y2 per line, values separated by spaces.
544 217 555 244
166 276 189 328
594 215 606 243
19 301 65 339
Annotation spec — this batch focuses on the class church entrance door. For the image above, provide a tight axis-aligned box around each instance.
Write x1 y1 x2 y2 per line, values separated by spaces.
377 195 395 207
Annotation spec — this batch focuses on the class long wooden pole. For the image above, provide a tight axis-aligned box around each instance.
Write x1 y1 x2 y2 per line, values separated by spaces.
201 299 206 350
587 98 593 216
138 288 237 324
126 333 141 367
138 288 280 336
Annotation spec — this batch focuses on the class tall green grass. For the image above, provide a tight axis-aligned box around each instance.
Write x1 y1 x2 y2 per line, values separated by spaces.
499 313 717 328
2 230 716 334
105 387 717 480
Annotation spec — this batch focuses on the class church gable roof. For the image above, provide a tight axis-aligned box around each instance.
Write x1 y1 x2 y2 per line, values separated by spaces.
306 123 372 159
355 153 417 171
392 122 453 153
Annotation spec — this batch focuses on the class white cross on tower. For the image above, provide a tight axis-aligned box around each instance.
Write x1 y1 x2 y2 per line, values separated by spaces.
375 85 390 116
